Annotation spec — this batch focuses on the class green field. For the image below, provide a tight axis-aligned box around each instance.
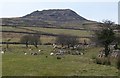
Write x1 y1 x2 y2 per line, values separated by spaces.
2 26 92 43
2 26 93 37
1 25 120 76
2 45 119 76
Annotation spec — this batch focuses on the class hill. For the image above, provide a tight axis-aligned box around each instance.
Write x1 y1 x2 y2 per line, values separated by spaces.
2 9 96 29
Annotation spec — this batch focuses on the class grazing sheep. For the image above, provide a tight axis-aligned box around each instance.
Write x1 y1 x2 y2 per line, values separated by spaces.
24 52 27 55
55 52 63 55
110 50 120 58
50 52 54 56
31 52 38 55
29 49 32 51
80 52 84 55
1 51 4 54
38 50 41 52
76 51 80 55
33 53 38 55
53 43 57 48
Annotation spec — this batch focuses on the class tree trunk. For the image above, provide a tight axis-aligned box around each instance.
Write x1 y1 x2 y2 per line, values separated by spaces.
6 43 9 49
72 46 74 50
34 45 38 48
61 44 64 47
34 42 38 48
26 42 28 48
105 45 110 57
68 44 70 48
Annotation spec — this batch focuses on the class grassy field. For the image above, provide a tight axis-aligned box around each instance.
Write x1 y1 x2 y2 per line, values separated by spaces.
22 27 92 37
2 26 92 44
2 45 119 76
1 26 119 76
2 26 93 37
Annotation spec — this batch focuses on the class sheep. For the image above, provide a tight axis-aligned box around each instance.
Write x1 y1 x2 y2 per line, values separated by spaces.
53 43 57 48
50 52 54 56
1 51 4 54
33 53 38 55
110 50 120 58
80 52 84 55
38 50 41 52
29 49 32 51
55 52 64 55
24 52 27 55
76 51 80 55
53 43 56 46
55 53 61 55
31 52 38 55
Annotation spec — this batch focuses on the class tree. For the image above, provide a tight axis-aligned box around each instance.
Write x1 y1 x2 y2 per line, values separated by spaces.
20 35 31 48
20 34 41 48
101 20 115 29
30 34 41 48
6 38 11 49
56 34 79 49
94 20 115 57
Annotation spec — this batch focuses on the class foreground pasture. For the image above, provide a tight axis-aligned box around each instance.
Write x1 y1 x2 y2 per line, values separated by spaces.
2 45 119 76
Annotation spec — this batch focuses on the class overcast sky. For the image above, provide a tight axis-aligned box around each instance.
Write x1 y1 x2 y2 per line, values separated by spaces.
0 0 119 24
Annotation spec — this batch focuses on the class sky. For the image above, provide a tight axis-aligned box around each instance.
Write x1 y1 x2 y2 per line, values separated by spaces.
0 0 119 24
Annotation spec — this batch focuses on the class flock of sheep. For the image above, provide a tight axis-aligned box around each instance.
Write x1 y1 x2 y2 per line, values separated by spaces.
2 43 120 59
1 43 85 60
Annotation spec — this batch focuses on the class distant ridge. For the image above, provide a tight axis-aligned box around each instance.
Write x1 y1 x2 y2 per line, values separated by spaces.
2 9 96 29
22 9 87 21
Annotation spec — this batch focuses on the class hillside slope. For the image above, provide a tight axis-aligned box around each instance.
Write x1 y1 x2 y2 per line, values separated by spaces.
2 9 96 29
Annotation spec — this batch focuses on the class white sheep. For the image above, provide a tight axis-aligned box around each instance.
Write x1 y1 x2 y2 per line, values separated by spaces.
53 44 57 48
24 52 27 55
53 44 56 46
50 52 54 56
1 51 4 54
29 49 32 51
80 52 84 55
38 50 41 52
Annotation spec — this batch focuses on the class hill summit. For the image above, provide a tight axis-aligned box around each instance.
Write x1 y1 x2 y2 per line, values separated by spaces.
22 9 87 22
2 9 93 28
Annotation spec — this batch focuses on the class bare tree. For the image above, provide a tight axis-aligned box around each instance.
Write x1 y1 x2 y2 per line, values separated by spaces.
56 34 79 49
20 35 31 48
20 34 41 48
30 34 41 48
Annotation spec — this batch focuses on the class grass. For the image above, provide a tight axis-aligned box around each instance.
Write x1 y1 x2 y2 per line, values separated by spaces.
2 26 92 37
2 45 119 76
2 26 92 44
1 26 119 76
22 27 92 37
